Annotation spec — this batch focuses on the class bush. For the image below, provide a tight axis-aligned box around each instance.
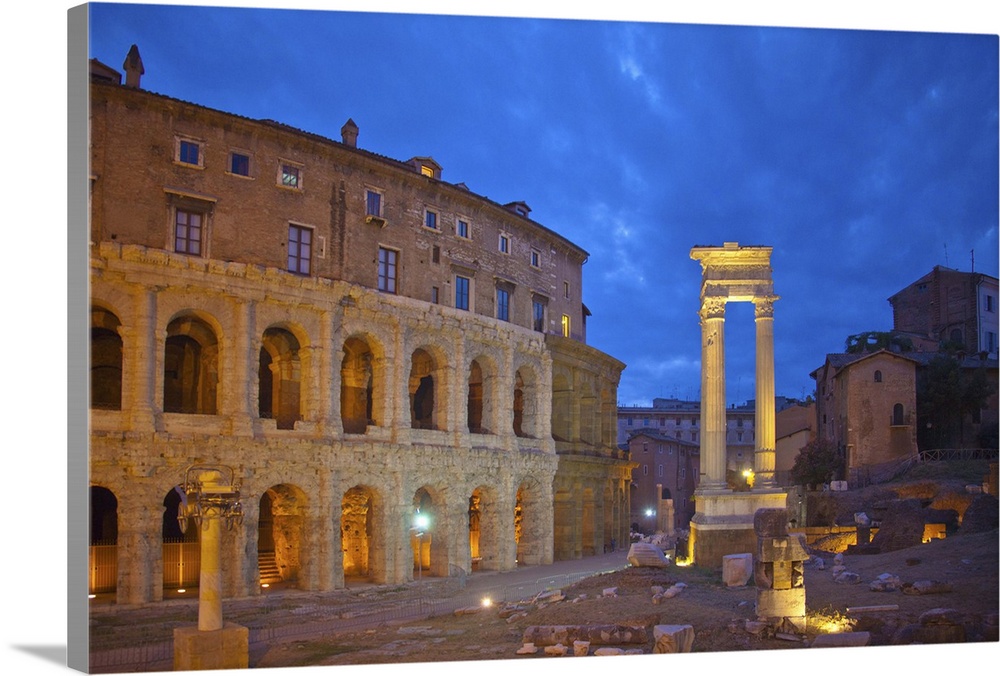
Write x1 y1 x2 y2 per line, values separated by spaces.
790 438 842 487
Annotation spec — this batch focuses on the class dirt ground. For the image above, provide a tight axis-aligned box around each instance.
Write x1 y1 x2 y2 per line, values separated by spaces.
252 528 998 669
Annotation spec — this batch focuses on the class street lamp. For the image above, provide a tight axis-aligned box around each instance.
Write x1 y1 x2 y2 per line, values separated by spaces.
413 512 430 580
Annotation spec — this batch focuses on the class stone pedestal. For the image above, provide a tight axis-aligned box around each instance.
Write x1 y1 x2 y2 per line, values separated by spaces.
688 488 787 568
753 508 807 629
173 623 249 671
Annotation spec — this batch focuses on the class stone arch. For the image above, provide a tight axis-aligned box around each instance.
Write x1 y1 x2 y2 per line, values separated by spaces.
892 402 905 426
551 371 572 441
259 484 308 586
91 306 123 410
467 354 498 434
409 346 449 430
411 486 448 577
163 313 219 414
513 365 539 438
162 487 199 592
468 484 501 571
341 334 386 433
89 485 118 594
341 485 382 582
259 325 304 429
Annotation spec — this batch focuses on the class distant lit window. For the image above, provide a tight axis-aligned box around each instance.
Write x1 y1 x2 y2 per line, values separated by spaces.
420 165 434 177
229 151 250 176
177 138 202 166
455 275 470 310
497 287 510 322
174 209 203 255
457 219 470 239
425 209 438 230
288 224 312 274
561 314 570 337
378 247 397 293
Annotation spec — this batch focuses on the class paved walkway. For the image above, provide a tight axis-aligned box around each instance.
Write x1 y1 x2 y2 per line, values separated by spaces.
89 549 632 673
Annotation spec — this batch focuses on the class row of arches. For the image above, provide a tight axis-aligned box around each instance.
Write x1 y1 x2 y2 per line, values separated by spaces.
91 305 543 437
89 476 547 599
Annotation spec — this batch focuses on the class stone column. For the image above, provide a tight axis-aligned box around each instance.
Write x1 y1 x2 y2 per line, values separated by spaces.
699 297 728 490
754 297 777 488
122 288 158 431
196 471 226 631
224 298 255 436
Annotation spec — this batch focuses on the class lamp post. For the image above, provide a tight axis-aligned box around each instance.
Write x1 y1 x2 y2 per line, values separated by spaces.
413 512 430 580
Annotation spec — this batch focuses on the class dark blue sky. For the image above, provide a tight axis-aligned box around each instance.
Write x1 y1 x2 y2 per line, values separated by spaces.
87 2 999 407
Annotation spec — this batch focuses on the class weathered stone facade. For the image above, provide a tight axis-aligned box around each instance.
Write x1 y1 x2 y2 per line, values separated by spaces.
87 51 629 605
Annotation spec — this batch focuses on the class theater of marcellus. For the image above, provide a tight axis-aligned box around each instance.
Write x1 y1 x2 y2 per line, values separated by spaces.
87 47 632 605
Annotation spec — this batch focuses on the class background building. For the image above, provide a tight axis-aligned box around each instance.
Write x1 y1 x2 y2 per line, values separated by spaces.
626 431 699 533
87 48 631 605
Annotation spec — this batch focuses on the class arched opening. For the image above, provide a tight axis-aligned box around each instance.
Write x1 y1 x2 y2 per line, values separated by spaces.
411 488 446 577
874 370 883 383
89 486 118 594
259 327 302 429
892 403 906 426
259 485 306 587
342 486 375 582
341 336 376 433
163 487 199 592
409 349 440 430
91 307 122 410
467 360 485 433
514 480 544 565
164 315 218 414
469 486 500 571
513 367 538 438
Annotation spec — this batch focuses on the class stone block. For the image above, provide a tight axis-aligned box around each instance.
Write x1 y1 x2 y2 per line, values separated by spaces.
652 624 694 654
722 553 753 587
755 588 805 619
627 542 669 567
173 623 248 671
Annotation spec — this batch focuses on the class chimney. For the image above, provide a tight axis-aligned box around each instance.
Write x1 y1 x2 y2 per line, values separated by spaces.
123 44 144 88
341 118 359 148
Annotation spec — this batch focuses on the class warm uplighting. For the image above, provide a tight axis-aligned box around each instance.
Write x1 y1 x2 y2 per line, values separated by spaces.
808 608 856 634
89 594 97 599
742 469 755 488
261 583 270 588
481 597 493 608
674 558 692 567
177 588 187 594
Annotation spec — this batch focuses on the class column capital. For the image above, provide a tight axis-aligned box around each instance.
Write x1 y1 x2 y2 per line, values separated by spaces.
753 296 779 319
699 296 727 321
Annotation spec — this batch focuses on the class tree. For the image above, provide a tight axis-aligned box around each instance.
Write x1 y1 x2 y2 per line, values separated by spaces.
917 355 995 449
790 437 842 487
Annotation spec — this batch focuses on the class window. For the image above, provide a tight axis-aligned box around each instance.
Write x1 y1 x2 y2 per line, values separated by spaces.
874 370 883 383
378 247 397 293
455 275 470 310
431 286 439 304
626 417 633 426
988 331 997 353
564 281 570 299
643 465 648 476
643 442 648 454
288 224 312 274
174 209 203 255
561 314 570 337
280 162 302 189
457 219 470 239
533 300 545 332
424 209 438 230
530 248 541 268
987 294 995 312
177 138 203 167
499 233 510 254
658 465 664 478
497 287 510 322
366 190 382 217
229 151 250 176
680 467 686 479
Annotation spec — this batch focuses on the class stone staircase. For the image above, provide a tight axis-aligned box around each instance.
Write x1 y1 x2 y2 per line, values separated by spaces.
258 551 282 585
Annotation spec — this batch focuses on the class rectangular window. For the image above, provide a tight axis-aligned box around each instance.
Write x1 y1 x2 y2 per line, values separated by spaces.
378 247 397 293
455 276 470 310
986 294 995 312
533 301 545 332
174 209 203 255
680 467 686 479
281 163 301 189
229 152 250 176
530 248 541 268
643 465 648 476
431 286 439 304
366 190 382 216
658 465 664 478
497 287 510 321
425 209 438 230
561 314 570 337
499 233 510 254
179 140 201 166
457 219 470 239
564 281 570 299
288 224 312 274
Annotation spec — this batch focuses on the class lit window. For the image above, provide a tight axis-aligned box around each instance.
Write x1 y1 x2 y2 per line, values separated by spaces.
530 248 540 268
425 209 438 230
378 247 397 293
497 287 510 322
499 233 510 254
229 152 250 176
420 165 434 177
366 190 382 217
280 163 301 189
533 301 545 332
455 276 470 310
561 314 570 337
174 209 203 255
288 224 312 274
457 219 470 239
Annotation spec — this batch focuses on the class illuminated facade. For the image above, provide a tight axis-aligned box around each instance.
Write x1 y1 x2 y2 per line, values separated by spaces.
87 48 630 605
